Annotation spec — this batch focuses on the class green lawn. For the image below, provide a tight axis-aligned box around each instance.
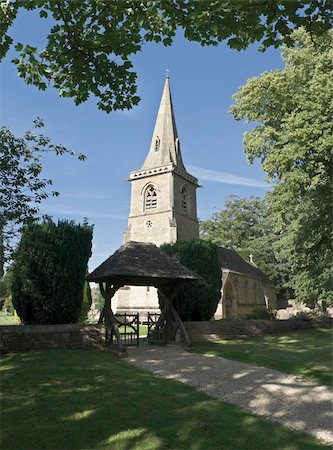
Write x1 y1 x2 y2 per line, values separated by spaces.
1 349 329 450
139 324 148 336
192 328 333 385
0 312 15 325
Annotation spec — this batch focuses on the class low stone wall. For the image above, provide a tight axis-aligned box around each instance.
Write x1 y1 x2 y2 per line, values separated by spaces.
184 318 332 343
0 323 105 354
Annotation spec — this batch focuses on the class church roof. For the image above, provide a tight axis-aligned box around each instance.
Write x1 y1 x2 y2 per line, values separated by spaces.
217 246 274 287
141 75 186 171
87 241 200 286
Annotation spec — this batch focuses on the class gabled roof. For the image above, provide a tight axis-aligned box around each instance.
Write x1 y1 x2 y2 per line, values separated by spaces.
217 246 274 287
141 75 185 171
87 241 200 286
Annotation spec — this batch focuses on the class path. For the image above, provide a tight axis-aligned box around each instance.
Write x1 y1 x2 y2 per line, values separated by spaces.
127 344 333 446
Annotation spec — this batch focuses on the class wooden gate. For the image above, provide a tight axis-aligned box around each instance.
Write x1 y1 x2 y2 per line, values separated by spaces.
147 312 166 345
111 313 140 347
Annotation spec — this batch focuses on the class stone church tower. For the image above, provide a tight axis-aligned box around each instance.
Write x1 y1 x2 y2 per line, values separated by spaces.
115 75 199 316
124 75 199 245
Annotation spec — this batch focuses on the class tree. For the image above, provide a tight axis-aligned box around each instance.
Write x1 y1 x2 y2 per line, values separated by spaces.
230 29 333 303
79 274 93 322
11 218 93 325
200 195 266 248
200 195 293 300
160 239 221 321
0 119 85 266
1 1 332 112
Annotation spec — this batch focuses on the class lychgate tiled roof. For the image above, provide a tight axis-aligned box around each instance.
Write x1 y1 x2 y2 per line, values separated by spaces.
87 241 200 285
217 246 274 287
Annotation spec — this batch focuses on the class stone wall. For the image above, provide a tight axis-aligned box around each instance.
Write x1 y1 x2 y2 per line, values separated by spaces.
184 318 332 343
0 323 105 354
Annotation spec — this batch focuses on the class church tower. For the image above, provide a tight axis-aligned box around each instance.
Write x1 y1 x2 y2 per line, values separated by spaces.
124 74 199 245
114 75 199 317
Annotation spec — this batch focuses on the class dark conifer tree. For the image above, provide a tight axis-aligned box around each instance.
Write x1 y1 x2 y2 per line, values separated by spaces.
12 219 92 324
160 239 221 321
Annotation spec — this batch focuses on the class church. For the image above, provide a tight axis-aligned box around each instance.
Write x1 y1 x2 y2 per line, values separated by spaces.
113 75 276 319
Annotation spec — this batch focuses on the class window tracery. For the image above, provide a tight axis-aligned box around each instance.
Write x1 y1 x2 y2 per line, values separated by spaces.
145 185 157 210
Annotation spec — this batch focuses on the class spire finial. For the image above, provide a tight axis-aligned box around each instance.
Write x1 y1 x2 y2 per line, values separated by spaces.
166 69 170 79
249 253 254 264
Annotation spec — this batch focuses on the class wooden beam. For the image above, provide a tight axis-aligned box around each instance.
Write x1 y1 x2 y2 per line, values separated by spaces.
170 304 191 347
158 284 191 346
98 281 125 351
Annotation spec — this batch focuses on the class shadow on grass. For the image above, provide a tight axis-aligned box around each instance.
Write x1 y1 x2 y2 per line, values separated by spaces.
128 343 333 446
1 349 330 450
193 328 333 385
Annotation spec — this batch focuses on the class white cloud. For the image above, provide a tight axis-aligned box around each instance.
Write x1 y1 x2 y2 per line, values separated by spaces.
61 191 109 200
115 108 138 118
187 165 271 188
92 251 113 258
39 205 126 220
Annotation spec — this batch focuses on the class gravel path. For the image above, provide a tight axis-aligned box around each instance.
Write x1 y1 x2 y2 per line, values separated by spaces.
127 344 333 445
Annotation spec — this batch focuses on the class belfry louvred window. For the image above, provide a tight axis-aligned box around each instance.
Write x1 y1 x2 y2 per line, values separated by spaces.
145 185 157 209
181 186 188 212
155 136 160 152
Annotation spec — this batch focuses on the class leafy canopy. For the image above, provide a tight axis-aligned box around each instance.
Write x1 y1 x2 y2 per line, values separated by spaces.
230 29 333 303
1 1 332 112
200 194 266 249
200 195 293 301
0 119 85 266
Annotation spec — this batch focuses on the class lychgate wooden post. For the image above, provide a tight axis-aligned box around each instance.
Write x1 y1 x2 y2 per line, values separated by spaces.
158 285 191 347
98 281 124 351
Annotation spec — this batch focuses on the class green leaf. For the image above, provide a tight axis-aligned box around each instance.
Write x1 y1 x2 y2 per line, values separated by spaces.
14 42 23 52
227 38 245 50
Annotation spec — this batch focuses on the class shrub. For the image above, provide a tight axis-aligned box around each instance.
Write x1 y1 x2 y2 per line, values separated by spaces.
246 307 277 320
160 239 221 321
292 310 314 321
12 219 92 325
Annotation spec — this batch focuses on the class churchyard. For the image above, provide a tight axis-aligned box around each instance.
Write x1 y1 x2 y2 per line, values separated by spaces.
192 328 332 386
1 326 332 449
1 4 332 449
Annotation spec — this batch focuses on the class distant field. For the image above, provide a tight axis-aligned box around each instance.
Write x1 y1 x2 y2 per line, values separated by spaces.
0 313 16 325
0 314 148 335
192 328 333 385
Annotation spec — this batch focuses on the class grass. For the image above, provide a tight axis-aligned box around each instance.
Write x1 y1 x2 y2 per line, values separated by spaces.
0 312 15 325
1 349 330 450
192 328 333 385
139 324 148 336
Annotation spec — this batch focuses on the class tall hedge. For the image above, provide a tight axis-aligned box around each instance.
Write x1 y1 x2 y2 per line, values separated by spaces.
160 239 221 321
12 219 92 325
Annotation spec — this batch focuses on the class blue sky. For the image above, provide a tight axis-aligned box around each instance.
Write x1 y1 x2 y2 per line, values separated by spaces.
1 9 284 271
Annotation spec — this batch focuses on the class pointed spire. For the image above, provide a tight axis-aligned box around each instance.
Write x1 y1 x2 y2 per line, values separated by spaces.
141 75 185 171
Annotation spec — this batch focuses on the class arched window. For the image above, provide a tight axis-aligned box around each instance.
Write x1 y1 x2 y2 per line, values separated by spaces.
181 186 188 212
145 185 157 210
